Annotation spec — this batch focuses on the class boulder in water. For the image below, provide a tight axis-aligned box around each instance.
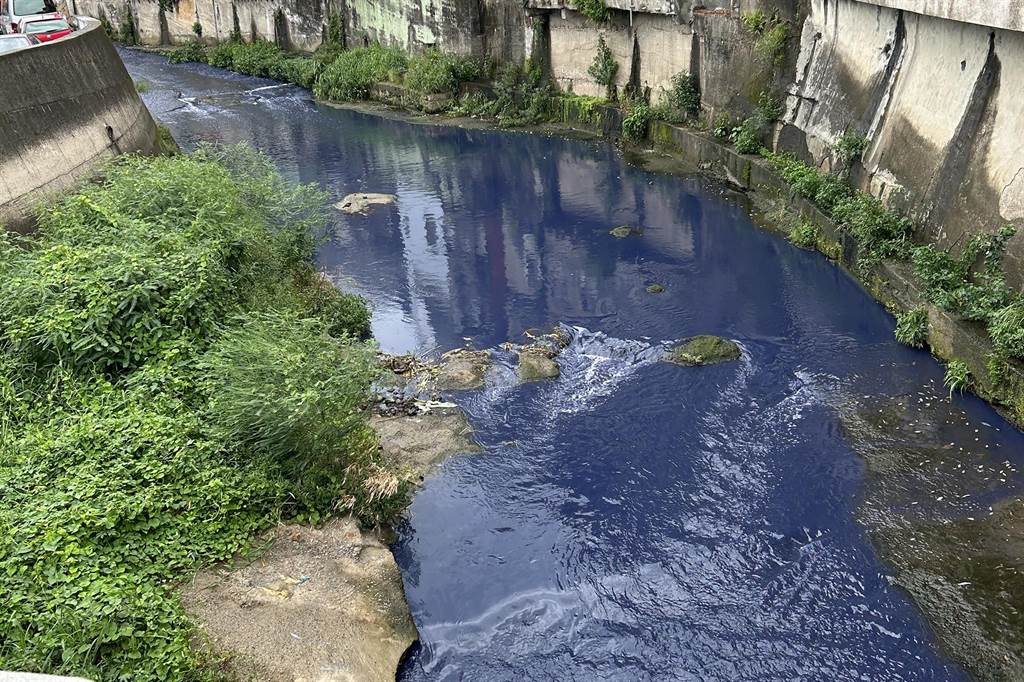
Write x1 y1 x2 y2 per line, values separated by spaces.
665 335 741 366
335 192 397 215
518 348 560 382
609 225 642 238
646 283 665 294
435 349 491 390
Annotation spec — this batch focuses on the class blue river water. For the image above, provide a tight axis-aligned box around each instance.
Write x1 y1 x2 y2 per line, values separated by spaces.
119 49 1024 681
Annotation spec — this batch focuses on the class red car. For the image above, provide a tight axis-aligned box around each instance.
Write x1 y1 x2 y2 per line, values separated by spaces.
19 15 71 41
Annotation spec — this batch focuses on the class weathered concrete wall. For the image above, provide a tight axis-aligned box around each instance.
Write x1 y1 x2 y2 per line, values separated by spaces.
0 18 159 231
545 10 693 102
782 0 1024 285
854 0 1024 33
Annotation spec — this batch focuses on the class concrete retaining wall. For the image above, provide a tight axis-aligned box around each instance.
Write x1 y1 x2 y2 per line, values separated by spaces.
0 17 159 231
782 0 1024 285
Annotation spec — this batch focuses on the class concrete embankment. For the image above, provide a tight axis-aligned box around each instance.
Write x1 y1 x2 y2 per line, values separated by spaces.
0 18 159 231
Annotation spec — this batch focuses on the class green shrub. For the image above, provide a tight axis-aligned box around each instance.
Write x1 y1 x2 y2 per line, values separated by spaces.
732 117 762 153
489 61 551 127
712 112 733 139
0 145 396 678
588 36 619 100
167 40 206 64
763 151 912 266
575 0 608 23
944 359 970 398
299 273 372 338
314 44 408 101
788 220 818 249
206 41 238 68
270 56 321 88
621 98 652 141
192 20 202 37
403 49 481 97
674 73 700 117
835 131 868 166
911 226 1015 322
231 40 284 77
895 308 929 348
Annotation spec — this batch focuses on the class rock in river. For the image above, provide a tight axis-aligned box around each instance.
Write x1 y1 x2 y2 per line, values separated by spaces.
609 225 642 238
335 192 397 215
518 348 561 382
435 349 491 390
665 335 741 366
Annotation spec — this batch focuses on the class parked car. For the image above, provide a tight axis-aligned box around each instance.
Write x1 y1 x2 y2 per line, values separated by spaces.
1 0 57 33
19 15 71 41
0 31 35 52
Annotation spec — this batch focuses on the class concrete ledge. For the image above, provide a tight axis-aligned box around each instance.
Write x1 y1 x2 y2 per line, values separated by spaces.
853 0 1024 33
0 18 159 231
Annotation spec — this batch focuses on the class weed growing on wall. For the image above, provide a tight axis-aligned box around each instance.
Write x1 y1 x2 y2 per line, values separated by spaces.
835 131 868 167
405 49 484 96
895 308 929 348
944 359 971 398
575 0 609 23
0 145 394 679
588 36 619 100
621 98 652 140
741 10 789 67
788 220 818 249
911 226 1016 323
763 151 912 267
653 71 700 123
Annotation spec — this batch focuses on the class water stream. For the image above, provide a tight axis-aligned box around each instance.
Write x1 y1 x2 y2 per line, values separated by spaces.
123 49 1024 681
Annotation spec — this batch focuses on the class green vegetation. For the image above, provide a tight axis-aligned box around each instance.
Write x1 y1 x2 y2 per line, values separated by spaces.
712 112 733 139
730 92 781 155
134 78 151 93
944 359 971 398
575 0 609 23
588 36 619 100
911 226 1015 323
0 146 400 679
835 131 868 167
763 151 912 267
788 219 818 249
314 45 404 100
192 20 203 38
654 71 700 123
549 93 606 127
741 11 789 67
990 301 1024 359
621 98 652 141
404 49 484 97
895 308 929 348
166 40 206 65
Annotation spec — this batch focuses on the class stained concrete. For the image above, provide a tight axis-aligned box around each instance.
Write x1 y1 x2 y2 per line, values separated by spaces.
0 18 159 231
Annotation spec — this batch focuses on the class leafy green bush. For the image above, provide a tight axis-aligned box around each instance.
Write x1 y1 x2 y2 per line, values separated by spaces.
764 151 912 266
712 112 733 139
167 40 206 64
621 98 652 141
575 0 608 23
0 145 391 678
270 56 322 88
911 226 1015 322
668 72 700 119
895 308 929 348
230 40 284 77
206 41 238 68
314 45 408 101
835 131 868 166
788 220 818 249
732 117 762 153
588 36 619 100
404 49 482 96
488 61 552 127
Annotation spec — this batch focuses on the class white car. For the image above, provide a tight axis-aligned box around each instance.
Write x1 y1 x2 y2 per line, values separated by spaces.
0 31 34 51
1 0 59 33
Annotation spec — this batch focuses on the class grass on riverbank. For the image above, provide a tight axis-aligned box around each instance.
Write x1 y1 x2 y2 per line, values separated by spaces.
0 145 404 679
